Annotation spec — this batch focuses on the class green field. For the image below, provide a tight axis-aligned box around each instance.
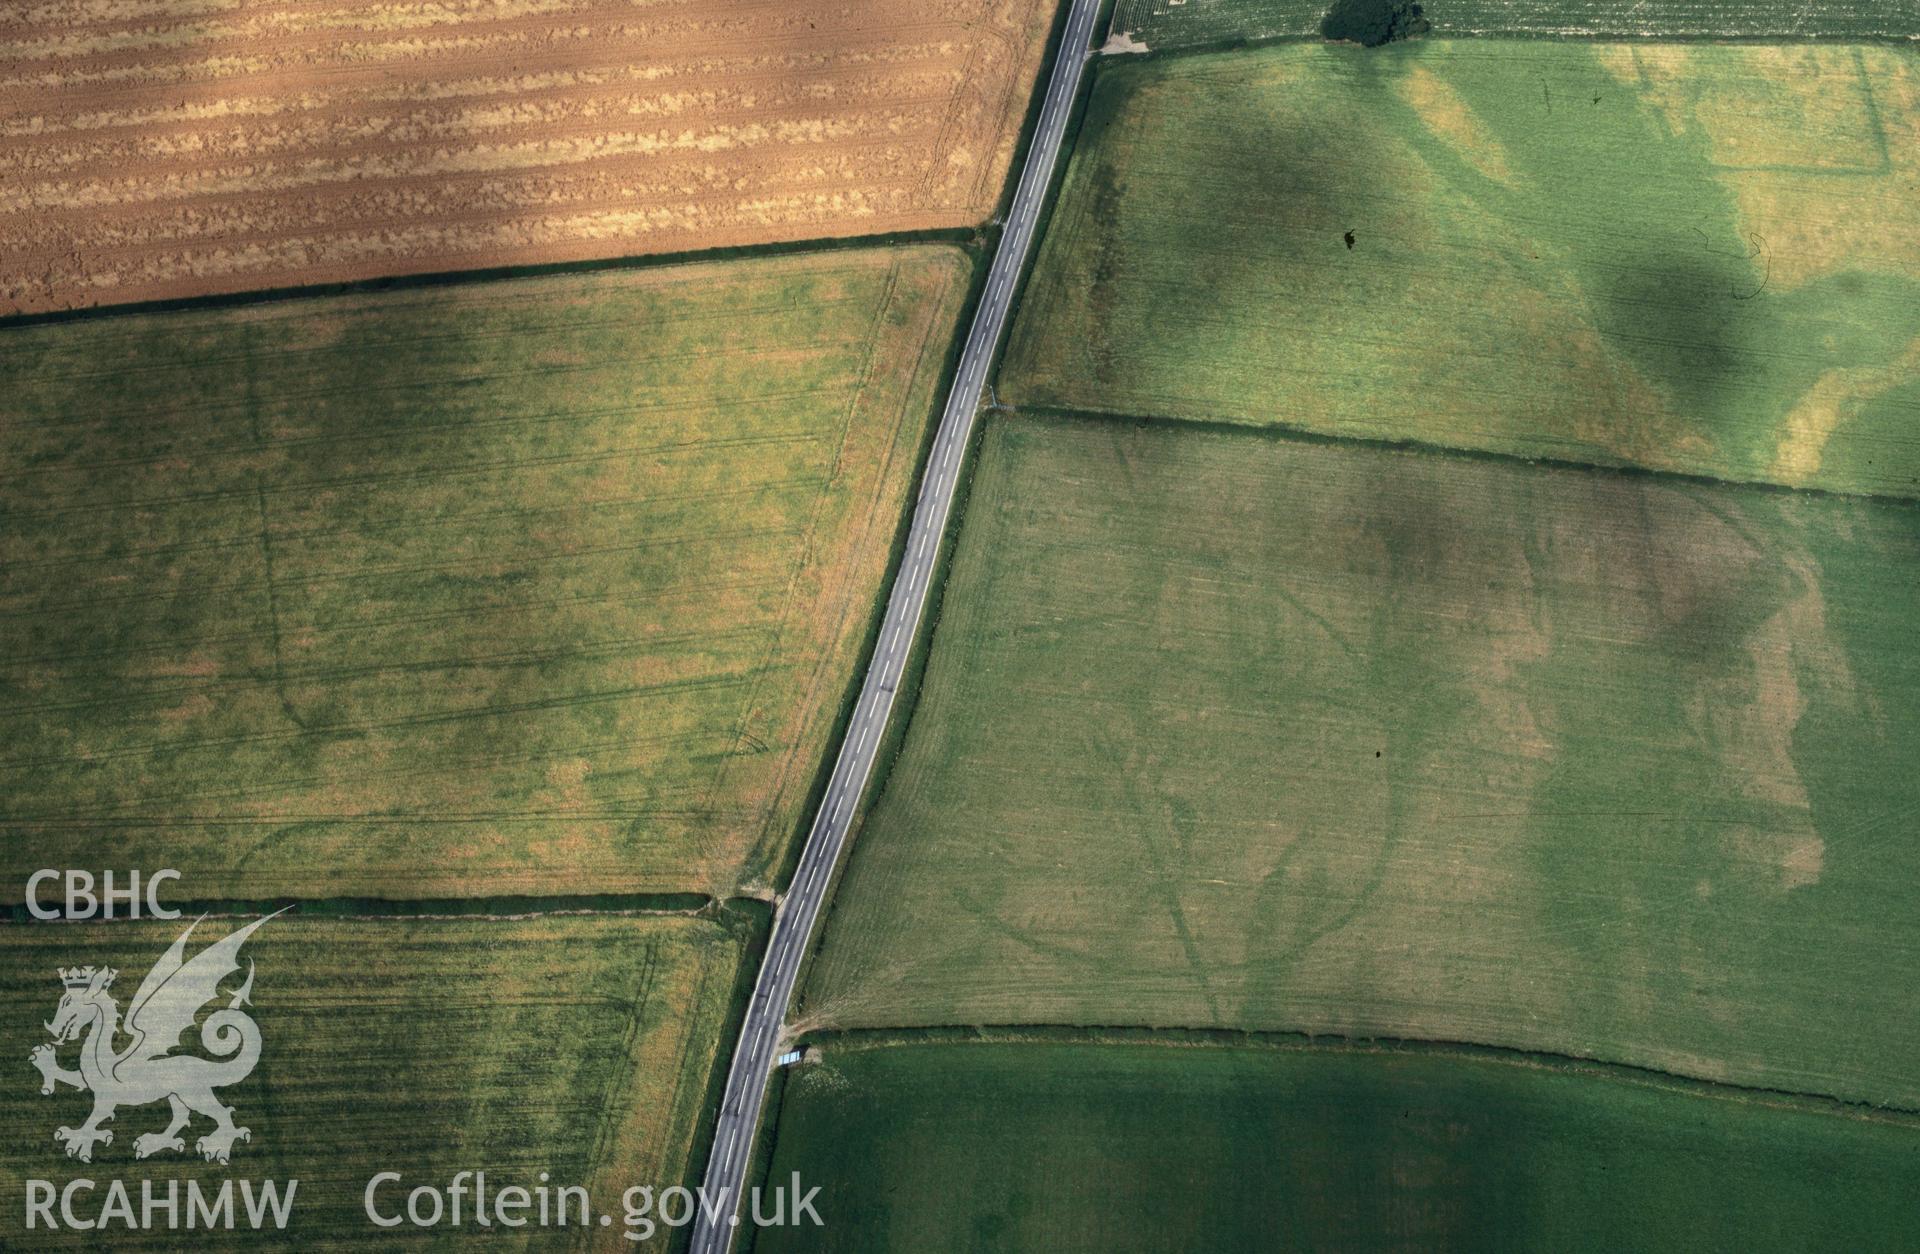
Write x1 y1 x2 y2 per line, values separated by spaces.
1108 0 1920 47
804 414 1920 1106
0 247 968 899
0 912 750 1248
754 1038 1920 1253
1006 42 1920 496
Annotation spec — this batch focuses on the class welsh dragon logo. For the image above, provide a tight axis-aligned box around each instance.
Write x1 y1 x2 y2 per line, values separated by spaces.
29 910 285 1165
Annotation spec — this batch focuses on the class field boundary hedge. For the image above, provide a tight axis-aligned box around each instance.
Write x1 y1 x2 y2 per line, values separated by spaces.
1012 403 1920 508
793 1024 1920 1122
0 227 982 333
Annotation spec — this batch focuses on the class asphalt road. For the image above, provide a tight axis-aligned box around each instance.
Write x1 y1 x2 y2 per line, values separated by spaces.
686 1 1102 1247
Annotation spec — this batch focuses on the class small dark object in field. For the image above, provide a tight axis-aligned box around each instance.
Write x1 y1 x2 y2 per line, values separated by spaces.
1320 0 1429 46
1344 230 1356 250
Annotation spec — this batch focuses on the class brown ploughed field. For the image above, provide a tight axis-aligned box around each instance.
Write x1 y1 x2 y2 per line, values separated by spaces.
0 0 1053 314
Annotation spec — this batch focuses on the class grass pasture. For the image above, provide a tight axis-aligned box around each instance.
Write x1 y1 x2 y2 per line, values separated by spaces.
1107 0 1920 47
804 415 1920 1107
1006 42 1920 497
753 1039 1920 1253
0 911 750 1249
0 248 968 900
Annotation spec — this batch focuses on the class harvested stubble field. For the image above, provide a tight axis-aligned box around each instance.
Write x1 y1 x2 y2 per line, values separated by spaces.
804 415 1920 1107
1005 41 1920 497
0 247 967 899
756 1039 1920 1253
1108 0 1920 46
0 912 747 1249
0 0 1053 315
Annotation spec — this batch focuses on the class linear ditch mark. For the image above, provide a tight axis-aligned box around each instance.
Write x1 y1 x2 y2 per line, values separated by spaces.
0 891 769 924
796 1023 1920 1124
1010 402 1920 510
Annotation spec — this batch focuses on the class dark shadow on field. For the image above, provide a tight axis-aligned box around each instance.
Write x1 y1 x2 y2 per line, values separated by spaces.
1022 36 1888 1019
1055 42 1920 496
1591 251 1757 440
1370 45 1788 475
1064 49 1395 398
1139 416 1829 1029
1237 441 1483 1013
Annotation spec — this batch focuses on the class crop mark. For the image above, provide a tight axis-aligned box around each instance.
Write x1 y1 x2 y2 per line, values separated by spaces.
1692 226 1771 300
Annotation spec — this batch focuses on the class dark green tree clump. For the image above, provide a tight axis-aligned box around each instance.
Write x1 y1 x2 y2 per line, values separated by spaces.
1320 0 1430 45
